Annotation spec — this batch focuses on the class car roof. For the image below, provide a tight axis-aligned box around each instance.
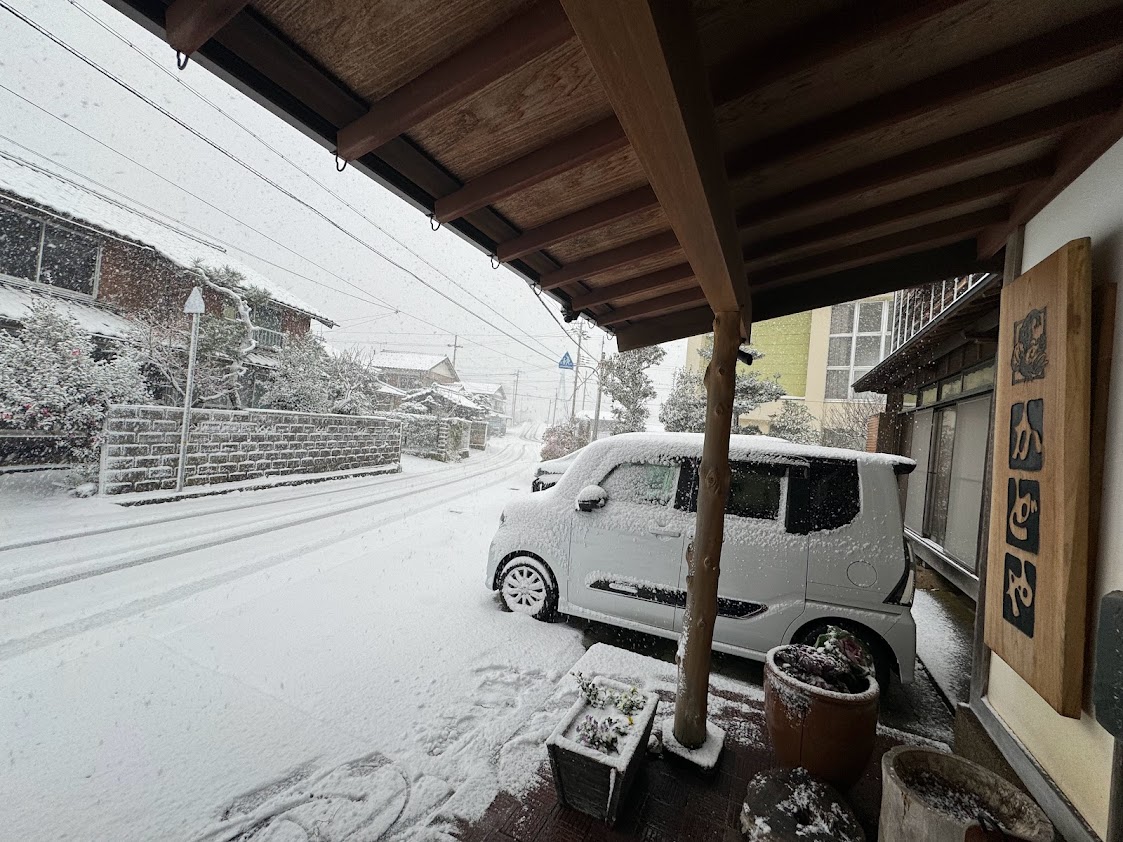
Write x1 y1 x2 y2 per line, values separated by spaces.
581 432 916 471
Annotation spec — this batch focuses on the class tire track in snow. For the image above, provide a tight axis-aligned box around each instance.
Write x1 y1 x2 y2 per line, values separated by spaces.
0 441 521 553
0 442 530 602
0 448 534 660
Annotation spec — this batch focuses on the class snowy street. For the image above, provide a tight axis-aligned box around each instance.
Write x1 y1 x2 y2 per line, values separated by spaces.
0 434 593 841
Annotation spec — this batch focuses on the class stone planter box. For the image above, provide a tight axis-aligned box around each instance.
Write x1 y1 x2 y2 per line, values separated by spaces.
879 746 1052 842
546 678 658 825
764 645 880 789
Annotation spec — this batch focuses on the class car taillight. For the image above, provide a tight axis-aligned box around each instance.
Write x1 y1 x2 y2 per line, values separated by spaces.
884 538 915 606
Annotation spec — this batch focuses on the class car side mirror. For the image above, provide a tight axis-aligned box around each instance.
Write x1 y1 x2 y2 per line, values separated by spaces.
576 485 608 512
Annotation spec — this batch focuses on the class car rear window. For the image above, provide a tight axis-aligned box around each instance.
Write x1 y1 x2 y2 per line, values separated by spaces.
787 459 860 534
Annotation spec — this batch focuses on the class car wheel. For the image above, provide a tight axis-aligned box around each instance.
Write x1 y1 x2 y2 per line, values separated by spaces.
798 622 892 693
498 557 557 621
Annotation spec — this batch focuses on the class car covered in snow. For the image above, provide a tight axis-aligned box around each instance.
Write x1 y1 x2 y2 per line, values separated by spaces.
487 432 917 688
531 449 584 492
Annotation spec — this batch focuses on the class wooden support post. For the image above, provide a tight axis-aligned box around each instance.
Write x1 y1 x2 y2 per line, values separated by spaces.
674 309 740 748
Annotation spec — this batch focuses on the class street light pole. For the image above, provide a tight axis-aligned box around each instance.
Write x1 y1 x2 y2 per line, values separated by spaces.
176 286 206 492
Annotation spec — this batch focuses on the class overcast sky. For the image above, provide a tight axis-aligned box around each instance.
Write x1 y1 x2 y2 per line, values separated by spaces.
0 0 687 423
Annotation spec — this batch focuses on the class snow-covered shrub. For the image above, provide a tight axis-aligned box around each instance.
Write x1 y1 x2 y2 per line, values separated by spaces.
0 302 151 463
259 336 390 416
768 401 818 444
540 419 588 461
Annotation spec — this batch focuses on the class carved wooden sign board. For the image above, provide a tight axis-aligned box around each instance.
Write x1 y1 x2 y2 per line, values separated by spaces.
984 238 1092 718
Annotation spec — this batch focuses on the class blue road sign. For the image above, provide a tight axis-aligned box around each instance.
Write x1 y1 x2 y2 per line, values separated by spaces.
558 352 574 370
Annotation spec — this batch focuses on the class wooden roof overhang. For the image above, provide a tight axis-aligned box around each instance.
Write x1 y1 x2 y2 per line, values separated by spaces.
105 0 1123 350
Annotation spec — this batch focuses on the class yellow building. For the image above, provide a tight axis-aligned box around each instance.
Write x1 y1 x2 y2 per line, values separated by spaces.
684 295 893 436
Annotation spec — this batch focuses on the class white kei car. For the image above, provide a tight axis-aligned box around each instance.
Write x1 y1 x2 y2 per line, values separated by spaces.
486 432 917 687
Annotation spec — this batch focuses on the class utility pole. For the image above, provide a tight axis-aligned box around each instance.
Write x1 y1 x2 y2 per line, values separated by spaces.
570 325 584 421
591 347 606 441
451 334 460 366
511 371 519 422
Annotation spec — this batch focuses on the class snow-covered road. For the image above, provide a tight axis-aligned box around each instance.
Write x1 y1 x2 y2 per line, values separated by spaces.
0 434 591 841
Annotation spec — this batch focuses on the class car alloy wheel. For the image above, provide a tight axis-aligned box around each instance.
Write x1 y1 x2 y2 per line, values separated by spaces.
501 563 549 616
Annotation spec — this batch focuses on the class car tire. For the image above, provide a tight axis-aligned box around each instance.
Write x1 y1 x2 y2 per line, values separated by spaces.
498 557 558 621
798 622 892 693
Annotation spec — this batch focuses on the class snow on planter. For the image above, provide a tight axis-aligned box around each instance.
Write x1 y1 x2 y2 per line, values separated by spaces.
546 674 658 825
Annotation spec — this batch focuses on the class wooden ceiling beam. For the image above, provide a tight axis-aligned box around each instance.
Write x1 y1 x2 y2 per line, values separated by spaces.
570 262 693 310
751 242 1000 323
977 103 1123 257
727 8 1123 179
744 159 1052 266
735 87 1120 228
538 231 679 290
165 0 247 57
710 0 971 107
434 117 628 224
752 206 1008 290
336 0 572 161
600 288 708 326
495 186 659 262
614 305 715 351
562 0 750 322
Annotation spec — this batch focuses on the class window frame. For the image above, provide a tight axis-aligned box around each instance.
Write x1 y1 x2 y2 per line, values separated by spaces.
0 204 103 299
825 299 892 401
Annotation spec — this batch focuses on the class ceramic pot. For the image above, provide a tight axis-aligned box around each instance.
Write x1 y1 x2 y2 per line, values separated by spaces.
764 645 880 789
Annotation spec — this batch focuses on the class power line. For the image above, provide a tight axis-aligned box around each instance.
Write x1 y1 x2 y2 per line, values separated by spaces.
45 0 575 361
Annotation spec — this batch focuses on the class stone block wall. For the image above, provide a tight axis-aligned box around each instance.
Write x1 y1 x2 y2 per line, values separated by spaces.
100 404 402 495
469 421 488 450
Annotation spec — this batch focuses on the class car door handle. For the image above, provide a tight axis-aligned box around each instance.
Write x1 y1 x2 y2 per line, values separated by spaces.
647 525 682 537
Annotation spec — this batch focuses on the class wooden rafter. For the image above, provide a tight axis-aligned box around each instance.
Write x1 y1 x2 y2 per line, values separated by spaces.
538 231 679 290
562 0 749 320
570 262 693 310
734 87 1121 225
495 186 659 263
709 0 972 107
977 103 1123 257
726 8 1123 178
752 242 999 321
165 0 247 57
600 287 707 326
433 117 628 224
752 206 1008 290
614 305 715 351
743 160 1051 265
336 0 572 161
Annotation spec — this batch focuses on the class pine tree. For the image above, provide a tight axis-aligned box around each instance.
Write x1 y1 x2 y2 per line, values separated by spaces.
768 401 818 444
0 302 151 463
659 346 785 433
258 334 334 412
601 345 666 434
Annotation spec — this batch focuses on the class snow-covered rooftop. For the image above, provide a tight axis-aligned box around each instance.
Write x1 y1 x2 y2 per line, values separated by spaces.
457 381 503 396
370 352 454 373
0 157 334 327
0 280 136 340
581 431 917 469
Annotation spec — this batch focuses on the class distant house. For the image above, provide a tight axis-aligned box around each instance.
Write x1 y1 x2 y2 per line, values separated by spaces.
455 382 507 414
403 383 486 418
0 159 335 404
369 352 459 390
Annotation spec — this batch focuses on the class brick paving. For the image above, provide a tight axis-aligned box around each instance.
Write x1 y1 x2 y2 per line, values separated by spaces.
453 685 921 842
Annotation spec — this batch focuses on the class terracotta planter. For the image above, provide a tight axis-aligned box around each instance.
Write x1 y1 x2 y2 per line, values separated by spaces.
764 645 880 789
879 746 1053 842
546 678 659 825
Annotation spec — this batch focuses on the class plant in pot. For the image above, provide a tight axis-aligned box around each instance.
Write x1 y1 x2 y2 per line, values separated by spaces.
764 626 880 789
546 672 659 825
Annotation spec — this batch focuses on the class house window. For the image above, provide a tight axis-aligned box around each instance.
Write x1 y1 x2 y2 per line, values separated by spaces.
0 206 100 295
825 300 891 399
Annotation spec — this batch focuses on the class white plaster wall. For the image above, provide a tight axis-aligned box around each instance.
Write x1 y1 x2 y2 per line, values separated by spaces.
988 134 1123 839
